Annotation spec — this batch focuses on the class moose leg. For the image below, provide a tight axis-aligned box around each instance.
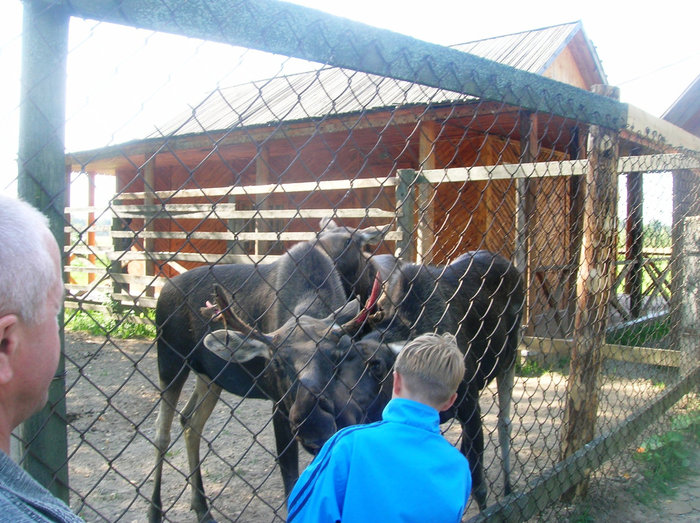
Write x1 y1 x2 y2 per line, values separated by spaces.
496 362 515 496
459 390 487 510
181 374 222 523
272 408 299 495
149 371 188 523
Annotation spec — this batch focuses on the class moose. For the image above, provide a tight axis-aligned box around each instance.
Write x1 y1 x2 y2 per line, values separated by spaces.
204 250 524 511
148 220 389 523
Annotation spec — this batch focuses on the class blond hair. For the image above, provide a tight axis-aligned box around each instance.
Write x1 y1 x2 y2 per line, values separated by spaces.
394 333 464 406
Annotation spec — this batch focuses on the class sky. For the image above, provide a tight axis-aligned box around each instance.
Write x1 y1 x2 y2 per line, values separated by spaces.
1 0 698 211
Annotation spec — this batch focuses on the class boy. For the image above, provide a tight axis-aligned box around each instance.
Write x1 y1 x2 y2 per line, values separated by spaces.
287 332 471 522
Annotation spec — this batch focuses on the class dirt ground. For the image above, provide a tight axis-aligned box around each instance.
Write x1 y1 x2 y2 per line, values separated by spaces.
61 331 683 522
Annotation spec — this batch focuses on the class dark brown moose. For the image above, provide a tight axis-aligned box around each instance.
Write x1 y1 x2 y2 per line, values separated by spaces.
201 250 524 512
356 251 524 510
148 220 389 523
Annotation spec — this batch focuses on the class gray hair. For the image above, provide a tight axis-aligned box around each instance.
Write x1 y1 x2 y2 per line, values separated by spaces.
0 195 61 325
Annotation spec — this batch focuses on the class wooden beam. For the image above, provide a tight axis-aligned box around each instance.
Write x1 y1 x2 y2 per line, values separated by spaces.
255 144 272 256
142 154 156 296
618 153 700 173
625 104 700 152
106 229 402 242
520 336 681 368
625 169 643 317
417 120 438 263
66 152 693 210
419 153 698 185
421 159 588 183
102 175 396 201
101 205 396 221
516 111 538 332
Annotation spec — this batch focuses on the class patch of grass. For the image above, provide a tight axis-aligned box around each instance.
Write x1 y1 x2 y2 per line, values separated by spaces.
65 306 156 339
631 406 700 503
516 358 548 377
606 318 670 347
568 505 595 523
516 356 570 378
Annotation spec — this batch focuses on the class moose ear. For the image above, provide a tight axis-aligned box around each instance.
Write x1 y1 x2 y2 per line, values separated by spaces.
203 329 272 363
319 217 339 231
327 299 361 326
357 223 391 245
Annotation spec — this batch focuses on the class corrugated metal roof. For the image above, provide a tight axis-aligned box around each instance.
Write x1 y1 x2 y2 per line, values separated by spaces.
155 69 469 137
450 22 581 75
153 21 591 139
662 73 700 136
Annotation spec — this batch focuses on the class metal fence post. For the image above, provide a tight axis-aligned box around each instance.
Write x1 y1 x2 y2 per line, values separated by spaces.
17 0 71 502
559 85 621 502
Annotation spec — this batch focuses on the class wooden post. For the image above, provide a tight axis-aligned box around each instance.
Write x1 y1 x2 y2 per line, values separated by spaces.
560 85 620 502
255 145 273 256
417 121 437 263
87 171 97 284
677 216 700 378
625 169 643 318
395 169 417 262
143 154 156 296
516 111 537 332
566 126 585 335
670 170 700 376
16 0 71 502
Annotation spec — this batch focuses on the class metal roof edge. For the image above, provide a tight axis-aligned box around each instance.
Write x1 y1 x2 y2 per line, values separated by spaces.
575 22 608 85
533 21 581 75
450 21 581 48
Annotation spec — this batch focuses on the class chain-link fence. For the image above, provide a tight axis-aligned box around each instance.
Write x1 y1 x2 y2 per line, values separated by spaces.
9 1 700 522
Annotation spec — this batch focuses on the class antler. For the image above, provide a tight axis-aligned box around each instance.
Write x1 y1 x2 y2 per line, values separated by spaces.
208 284 273 346
341 272 383 335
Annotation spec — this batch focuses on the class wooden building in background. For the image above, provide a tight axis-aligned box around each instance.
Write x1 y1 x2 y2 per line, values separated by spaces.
66 21 608 326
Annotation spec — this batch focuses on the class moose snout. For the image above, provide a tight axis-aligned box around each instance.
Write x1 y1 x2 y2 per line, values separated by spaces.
289 384 338 454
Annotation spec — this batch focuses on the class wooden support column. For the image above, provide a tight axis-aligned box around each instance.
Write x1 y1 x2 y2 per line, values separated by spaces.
670 169 700 376
625 169 644 318
110 172 130 296
567 126 585 335
677 216 700 378
417 121 437 263
560 85 620 502
395 169 417 261
65 164 77 285
87 171 97 284
516 111 537 332
255 145 272 257
143 155 156 296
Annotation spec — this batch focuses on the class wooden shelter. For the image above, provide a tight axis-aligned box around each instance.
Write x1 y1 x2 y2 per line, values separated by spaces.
66 21 608 327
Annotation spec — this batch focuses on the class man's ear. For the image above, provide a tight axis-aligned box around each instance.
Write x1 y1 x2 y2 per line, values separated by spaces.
0 315 19 385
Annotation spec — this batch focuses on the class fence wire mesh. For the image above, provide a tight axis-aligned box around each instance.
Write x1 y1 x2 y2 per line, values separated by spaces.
6 1 700 522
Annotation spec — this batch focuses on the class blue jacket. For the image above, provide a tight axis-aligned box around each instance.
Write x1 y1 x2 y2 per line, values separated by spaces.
0 450 83 522
287 398 471 522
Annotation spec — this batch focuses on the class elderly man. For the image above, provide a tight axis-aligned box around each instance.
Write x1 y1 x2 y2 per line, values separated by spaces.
0 195 83 521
